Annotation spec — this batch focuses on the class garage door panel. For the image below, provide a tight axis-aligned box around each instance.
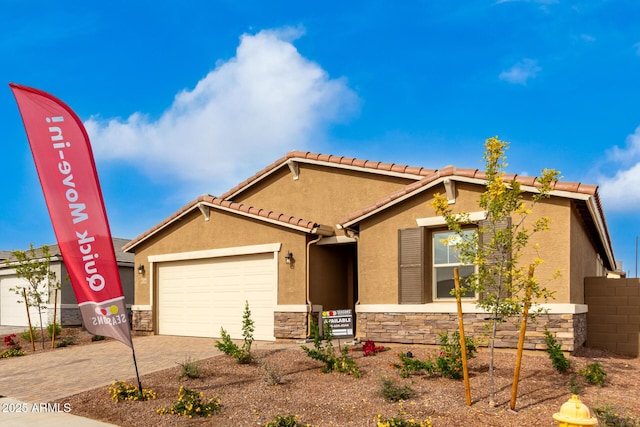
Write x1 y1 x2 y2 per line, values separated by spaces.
157 252 275 340
1 276 48 327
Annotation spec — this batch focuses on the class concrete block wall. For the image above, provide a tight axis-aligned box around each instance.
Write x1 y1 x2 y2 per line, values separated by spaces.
585 277 640 356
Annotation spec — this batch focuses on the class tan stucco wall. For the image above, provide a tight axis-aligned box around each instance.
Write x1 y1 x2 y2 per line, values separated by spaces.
569 204 600 304
231 163 414 227
518 196 571 303
357 182 575 304
357 182 487 304
133 208 308 306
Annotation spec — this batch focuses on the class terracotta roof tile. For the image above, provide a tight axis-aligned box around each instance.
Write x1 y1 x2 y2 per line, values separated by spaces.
553 181 580 192
340 157 356 166
122 194 331 251
438 166 455 177
455 168 479 179
221 150 435 199
364 160 380 169
338 165 602 228
576 183 597 195
517 176 537 186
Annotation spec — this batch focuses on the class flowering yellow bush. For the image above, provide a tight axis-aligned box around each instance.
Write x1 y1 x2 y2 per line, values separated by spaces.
156 385 221 418
375 414 432 427
108 380 157 402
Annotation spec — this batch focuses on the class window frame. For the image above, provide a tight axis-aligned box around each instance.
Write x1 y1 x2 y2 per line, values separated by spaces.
431 228 477 301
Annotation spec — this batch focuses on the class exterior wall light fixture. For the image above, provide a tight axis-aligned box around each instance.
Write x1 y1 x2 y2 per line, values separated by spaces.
284 251 294 265
137 264 145 274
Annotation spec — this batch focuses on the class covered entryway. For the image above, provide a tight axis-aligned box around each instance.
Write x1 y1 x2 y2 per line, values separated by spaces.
309 239 358 334
156 251 276 341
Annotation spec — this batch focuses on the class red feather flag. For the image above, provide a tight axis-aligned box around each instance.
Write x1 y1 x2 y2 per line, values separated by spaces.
10 83 133 349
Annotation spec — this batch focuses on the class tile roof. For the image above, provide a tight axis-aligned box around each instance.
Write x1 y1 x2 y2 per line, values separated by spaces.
338 166 599 226
221 150 436 199
122 194 330 252
122 150 614 271
335 164 614 270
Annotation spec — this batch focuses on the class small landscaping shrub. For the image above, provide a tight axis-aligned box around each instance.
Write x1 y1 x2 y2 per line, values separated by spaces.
301 319 360 378
435 330 478 380
593 402 640 427
108 380 157 402
20 327 39 341
363 340 387 356
374 414 432 427
1 334 24 357
46 322 61 338
55 336 75 348
157 386 221 418
380 377 415 402
580 362 607 387
392 352 435 378
260 358 284 385
4 333 20 349
215 300 254 364
1 347 26 358
544 327 571 372
178 356 201 379
91 335 105 342
568 374 583 395
265 414 310 427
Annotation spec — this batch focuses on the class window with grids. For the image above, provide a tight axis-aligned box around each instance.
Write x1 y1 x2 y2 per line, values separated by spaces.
433 229 476 300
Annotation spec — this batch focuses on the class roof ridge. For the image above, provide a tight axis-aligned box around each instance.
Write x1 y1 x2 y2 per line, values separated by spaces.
123 193 327 252
220 150 436 200
338 166 599 226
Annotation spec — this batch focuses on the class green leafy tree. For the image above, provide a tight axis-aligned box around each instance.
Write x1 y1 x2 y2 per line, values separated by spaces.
6 244 60 349
431 136 559 405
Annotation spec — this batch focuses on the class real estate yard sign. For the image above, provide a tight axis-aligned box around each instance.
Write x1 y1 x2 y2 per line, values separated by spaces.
322 309 354 338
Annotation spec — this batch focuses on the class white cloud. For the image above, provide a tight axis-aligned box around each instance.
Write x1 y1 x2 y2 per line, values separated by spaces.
85 27 359 193
580 34 596 42
599 126 640 211
499 59 541 85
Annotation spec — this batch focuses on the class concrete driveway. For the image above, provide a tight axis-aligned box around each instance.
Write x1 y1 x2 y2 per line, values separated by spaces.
1 335 222 402
0 334 225 426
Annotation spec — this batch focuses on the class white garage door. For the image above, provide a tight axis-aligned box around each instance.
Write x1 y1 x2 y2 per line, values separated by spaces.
0 276 45 327
157 252 276 341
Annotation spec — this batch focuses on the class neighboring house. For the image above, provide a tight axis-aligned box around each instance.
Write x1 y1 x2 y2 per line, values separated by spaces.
0 238 134 328
124 151 617 351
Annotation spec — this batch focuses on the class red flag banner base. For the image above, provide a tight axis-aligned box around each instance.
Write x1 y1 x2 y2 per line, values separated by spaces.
80 298 131 343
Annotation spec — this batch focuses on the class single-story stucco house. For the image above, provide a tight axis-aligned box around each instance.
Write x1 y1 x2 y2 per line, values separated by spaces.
124 151 617 351
0 238 134 328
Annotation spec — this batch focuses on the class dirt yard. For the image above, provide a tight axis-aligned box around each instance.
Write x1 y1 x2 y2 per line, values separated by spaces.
19 330 634 426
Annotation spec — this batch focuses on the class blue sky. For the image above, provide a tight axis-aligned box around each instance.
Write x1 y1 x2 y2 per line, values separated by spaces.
1 1 640 275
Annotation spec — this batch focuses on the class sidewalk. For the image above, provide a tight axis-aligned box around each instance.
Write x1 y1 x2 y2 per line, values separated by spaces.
0 335 223 426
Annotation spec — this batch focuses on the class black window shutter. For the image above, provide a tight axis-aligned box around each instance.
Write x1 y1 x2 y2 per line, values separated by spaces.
398 227 425 304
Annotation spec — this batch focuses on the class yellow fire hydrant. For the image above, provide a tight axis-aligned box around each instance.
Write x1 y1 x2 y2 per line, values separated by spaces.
552 395 598 427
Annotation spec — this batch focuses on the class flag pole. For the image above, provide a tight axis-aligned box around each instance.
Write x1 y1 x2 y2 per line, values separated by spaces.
131 347 143 392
